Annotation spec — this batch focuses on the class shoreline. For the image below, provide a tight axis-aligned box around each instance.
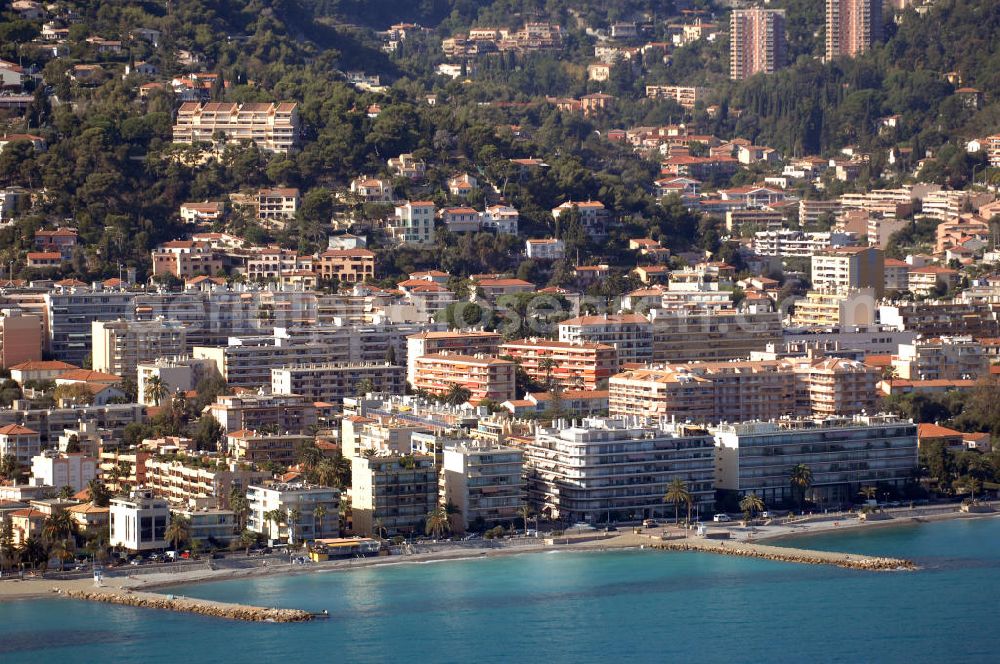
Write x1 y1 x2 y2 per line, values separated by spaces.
1 505 994 604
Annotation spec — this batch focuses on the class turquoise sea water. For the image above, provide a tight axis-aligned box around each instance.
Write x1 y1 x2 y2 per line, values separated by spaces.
3 517 1000 663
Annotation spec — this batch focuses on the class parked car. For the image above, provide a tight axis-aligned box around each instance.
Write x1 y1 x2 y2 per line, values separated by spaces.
713 514 732 522
642 519 659 528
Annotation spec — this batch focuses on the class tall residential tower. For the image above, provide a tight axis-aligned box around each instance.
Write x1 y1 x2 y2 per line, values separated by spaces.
730 8 787 81
826 0 883 60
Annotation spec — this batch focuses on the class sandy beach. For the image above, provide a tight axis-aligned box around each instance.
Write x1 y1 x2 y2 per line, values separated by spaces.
1 503 994 604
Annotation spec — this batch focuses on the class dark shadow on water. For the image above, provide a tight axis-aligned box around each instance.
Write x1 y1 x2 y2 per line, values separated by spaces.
0 630 128 654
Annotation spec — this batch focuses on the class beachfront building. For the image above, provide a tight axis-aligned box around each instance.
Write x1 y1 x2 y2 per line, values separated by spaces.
247 483 341 545
144 458 269 508
440 440 525 531
109 491 170 552
523 417 716 524
351 453 438 537
175 507 238 546
499 338 617 390
713 414 918 506
558 314 653 367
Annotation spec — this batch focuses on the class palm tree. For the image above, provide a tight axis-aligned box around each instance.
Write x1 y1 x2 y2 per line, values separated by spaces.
58 485 75 500
164 514 191 551
264 509 285 543
444 383 472 406
739 493 765 524
144 375 169 406
50 538 75 572
664 479 692 525
517 504 534 535
313 504 328 539
315 458 339 488
298 444 324 479
239 529 258 556
43 510 74 544
538 357 557 389
229 487 249 531
286 507 302 545
859 486 877 503
87 479 111 507
790 464 813 509
372 516 386 541
425 507 451 539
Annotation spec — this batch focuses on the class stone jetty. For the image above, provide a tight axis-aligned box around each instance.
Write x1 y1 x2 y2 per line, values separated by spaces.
653 538 916 571
63 589 313 622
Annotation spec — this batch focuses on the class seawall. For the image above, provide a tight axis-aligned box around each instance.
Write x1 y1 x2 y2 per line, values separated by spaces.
652 538 916 571
63 589 313 622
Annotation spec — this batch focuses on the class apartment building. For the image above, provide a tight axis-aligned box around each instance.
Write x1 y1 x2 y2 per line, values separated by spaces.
609 357 878 424
271 363 406 407
730 8 786 80
799 199 843 226
826 0 882 60
316 248 375 283
0 312 43 369
406 330 502 385
811 246 885 297
193 336 343 388
351 453 438 537
44 286 135 366
349 176 393 202
524 418 716 524
550 201 609 237
649 309 782 363
752 230 856 257
441 440 524 530
525 238 565 260
145 458 270 508
109 491 170 552
781 326 917 356
644 85 707 110
245 247 313 281
226 430 312 466
791 289 877 328
152 240 225 279
499 338 617 389
907 266 959 296
0 424 42 465
99 447 150 493
412 353 516 403
714 414 917 505
207 394 317 433
891 337 989 381
558 314 653 367
481 204 519 234
247 483 340 544
878 302 1000 338
180 201 225 224
176 507 238 545
91 318 187 379
391 201 436 245
257 188 300 225
29 450 97 492
172 102 299 153
0 403 144 449
137 356 216 406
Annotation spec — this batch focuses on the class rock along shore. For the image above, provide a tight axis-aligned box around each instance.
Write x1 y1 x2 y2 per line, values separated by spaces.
653 539 916 571
63 589 313 622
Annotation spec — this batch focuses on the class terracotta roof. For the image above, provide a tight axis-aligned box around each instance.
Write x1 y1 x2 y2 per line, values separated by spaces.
10 360 77 372
918 423 963 438
58 369 121 383
0 424 38 435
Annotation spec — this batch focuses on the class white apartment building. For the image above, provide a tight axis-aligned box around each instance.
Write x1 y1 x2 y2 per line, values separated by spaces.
137 356 216 406
481 205 519 234
271 363 406 407
524 418 717 524
551 201 608 237
891 336 989 381
30 450 98 492
391 201 436 245
247 483 341 544
144 458 270 508
92 318 187 379
752 230 856 257
172 102 299 153
714 414 918 506
525 238 565 260
811 246 885 297
0 424 42 465
257 188 300 225
441 441 525 530
109 491 170 552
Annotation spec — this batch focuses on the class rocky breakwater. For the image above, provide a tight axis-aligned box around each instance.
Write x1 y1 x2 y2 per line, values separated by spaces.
654 539 917 571
63 589 313 622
